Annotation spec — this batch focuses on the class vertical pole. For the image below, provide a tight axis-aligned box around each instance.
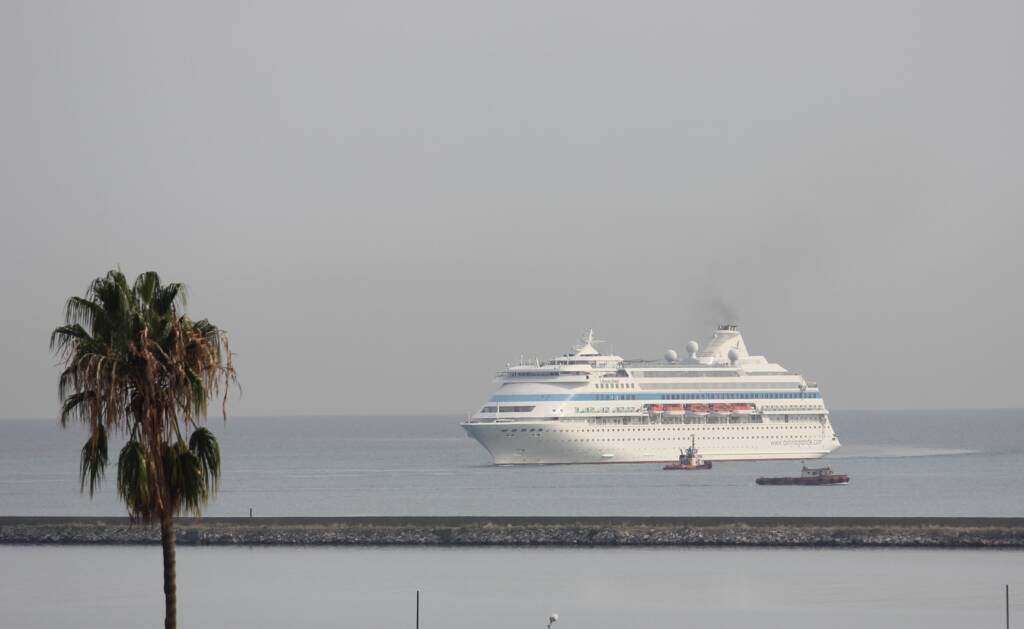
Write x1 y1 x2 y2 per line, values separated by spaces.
416 590 420 629
1007 584 1010 629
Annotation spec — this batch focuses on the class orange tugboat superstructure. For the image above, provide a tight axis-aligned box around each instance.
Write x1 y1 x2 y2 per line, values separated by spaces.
663 435 712 470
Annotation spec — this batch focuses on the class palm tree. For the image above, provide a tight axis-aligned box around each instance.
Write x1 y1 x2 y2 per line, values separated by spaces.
50 270 236 629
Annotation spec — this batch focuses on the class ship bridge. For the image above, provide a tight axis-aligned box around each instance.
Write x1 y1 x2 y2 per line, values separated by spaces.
496 329 623 383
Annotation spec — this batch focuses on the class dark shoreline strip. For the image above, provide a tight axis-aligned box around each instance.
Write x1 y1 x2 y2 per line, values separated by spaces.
3 517 1023 548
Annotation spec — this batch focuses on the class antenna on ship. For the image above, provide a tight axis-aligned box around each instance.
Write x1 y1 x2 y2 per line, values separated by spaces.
575 328 605 353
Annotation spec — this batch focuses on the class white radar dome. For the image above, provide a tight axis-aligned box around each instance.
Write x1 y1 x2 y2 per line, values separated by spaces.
727 348 740 363
664 349 678 363
685 340 699 355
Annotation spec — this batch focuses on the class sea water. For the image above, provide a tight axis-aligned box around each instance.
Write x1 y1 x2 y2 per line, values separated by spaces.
0 545 1020 628
0 409 1022 517
2 410 1022 628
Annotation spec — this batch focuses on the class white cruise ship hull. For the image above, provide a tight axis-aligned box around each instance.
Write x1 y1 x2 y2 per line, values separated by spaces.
463 418 840 465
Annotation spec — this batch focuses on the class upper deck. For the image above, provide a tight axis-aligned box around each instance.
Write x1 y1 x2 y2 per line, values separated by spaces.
494 325 813 389
469 326 830 433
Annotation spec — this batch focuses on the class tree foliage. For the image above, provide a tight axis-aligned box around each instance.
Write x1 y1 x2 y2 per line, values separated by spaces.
51 269 236 522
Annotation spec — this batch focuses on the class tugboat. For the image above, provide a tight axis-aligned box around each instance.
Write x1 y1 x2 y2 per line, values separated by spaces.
756 465 849 486
663 436 713 470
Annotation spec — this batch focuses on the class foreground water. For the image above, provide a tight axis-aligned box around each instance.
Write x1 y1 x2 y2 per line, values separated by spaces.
1 545 1020 628
1 409 1022 517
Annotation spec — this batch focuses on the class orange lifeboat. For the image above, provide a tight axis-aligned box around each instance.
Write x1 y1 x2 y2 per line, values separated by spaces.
650 404 664 412
685 403 709 413
732 403 755 412
710 403 732 413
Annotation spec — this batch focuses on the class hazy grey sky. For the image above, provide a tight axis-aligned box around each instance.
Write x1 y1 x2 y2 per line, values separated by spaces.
2 1 1022 418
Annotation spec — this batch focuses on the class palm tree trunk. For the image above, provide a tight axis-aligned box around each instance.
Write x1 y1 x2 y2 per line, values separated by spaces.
160 510 177 629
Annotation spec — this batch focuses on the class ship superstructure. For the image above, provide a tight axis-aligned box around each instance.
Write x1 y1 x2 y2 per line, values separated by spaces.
461 325 840 464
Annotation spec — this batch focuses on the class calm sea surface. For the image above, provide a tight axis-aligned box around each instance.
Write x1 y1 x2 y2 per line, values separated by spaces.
1 545 1021 628
1 409 1021 517
2 410 1022 628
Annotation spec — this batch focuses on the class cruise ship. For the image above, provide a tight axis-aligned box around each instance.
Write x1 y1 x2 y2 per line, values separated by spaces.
462 325 840 465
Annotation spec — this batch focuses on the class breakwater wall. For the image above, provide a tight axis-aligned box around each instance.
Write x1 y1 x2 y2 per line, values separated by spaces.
2 517 1023 547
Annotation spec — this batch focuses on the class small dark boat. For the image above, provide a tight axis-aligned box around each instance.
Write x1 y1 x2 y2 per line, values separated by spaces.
663 436 712 470
756 465 849 485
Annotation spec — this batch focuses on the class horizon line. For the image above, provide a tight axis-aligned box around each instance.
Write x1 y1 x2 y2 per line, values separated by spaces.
3 407 1023 422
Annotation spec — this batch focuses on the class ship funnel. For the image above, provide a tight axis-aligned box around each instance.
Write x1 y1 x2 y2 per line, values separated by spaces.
699 325 750 365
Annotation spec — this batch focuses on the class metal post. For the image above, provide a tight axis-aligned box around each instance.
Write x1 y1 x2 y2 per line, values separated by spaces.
1008 584 1010 629
416 590 420 629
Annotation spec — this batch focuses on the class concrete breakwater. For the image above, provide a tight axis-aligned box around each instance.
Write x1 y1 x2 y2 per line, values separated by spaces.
2 517 1023 547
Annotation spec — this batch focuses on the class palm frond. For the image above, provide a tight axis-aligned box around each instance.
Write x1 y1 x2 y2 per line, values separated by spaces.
61 299 104 337
79 424 108 497
60 390 95 427
188 427 221 493
152 282 186 316
132 271 161 304
117 439 151 520
49 323 92 355
164 441 207 515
